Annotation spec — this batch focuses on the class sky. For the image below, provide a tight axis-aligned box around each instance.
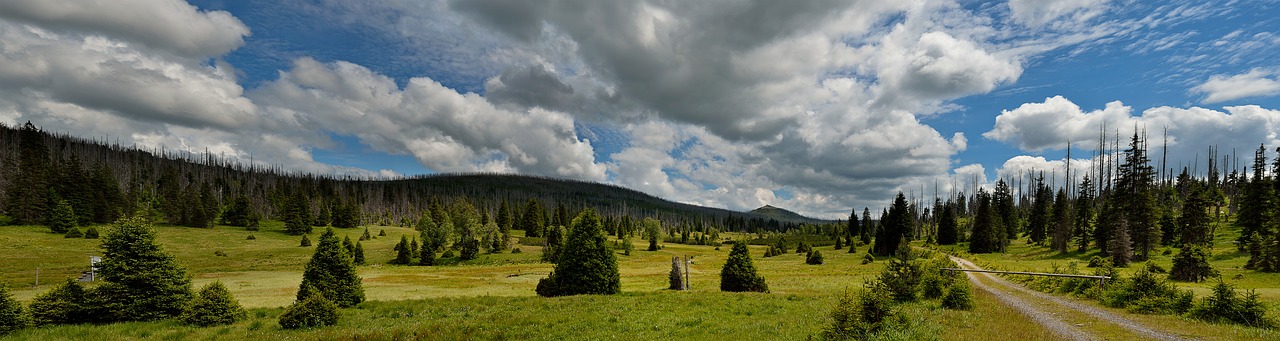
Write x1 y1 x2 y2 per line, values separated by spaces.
2 0 1279 219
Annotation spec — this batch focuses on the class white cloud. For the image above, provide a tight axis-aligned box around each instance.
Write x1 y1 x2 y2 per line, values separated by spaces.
0 0 250 58
1193 69 1280 103
252 58 607 181
1008 0 1108 28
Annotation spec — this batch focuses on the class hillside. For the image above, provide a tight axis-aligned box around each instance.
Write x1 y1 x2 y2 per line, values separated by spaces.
0 122 827 230
750 204 832 224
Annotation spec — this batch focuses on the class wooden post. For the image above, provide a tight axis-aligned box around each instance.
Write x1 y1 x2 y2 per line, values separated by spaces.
683 255 691 290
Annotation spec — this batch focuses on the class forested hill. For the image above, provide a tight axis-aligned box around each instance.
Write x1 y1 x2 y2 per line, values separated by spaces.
750 205 827 224
0 122 826 232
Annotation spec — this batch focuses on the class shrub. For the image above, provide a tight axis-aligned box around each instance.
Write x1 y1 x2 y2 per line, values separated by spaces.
0 285 30 334
1143 261 1166 274
822 286 895 340
300 234 312 247
536 209 621 297
919 273 946 299
720 241 768 293
941 280 973 310
378 229 387 237
878 252 922 302
862 253 874 264
63 227 83 238
1189 280 1273 328
278 288 339 330
1101 268 1190 314
511 247 522 254
181 282 246 327
247 234 256 240
806 250 825 265
1087 256 1107 268
83 227 99 239
28 279 91 326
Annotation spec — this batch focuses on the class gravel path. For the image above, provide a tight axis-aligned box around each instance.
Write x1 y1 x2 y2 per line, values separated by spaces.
949 256 1189 341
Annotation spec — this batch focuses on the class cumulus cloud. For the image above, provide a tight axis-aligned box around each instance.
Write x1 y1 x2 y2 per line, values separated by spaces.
252 58 607 181
1193 69 1280 104
872 31 1022 106
0 0 250 58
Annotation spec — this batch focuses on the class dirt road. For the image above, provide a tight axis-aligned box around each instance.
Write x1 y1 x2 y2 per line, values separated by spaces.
949 255 1189 341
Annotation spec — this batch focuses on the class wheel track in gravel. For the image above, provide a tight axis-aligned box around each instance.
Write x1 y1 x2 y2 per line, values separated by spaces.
949 255 1190 341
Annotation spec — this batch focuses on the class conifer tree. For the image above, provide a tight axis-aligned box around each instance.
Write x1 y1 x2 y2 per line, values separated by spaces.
536 209 620 297
94 215 193 322
542 225 565 262
5 122 51 225
298 227 364 307
283 194 312 235
872 193 910 256
1049 189 1072 252
221 195 254 227
806 250 824 265
63 226 83 238
331 201 360 229
860 208 873 245
1116 130 1159 260
0 285 29 334
48 199 77 234
181 282 246 327
644 218 662 251
1237 144 1273 252
720 241 768 292
353 241 366 265
343 236 356 256
521 198 545 237
969 190 999 254
936 201 958 245
1074 176 1095 252
300 234 312 247
392 235 412 264
1027 175 1051 245
279 285 338 330
1110 214 1133 267
28 279 89 326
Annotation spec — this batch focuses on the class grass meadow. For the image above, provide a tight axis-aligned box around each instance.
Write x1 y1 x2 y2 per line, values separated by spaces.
1 220 1278 340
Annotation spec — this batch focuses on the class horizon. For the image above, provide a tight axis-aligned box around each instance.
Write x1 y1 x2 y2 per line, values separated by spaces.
2 0 1278 219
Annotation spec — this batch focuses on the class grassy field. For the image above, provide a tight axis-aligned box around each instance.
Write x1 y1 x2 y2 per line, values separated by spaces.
2 220 1279 339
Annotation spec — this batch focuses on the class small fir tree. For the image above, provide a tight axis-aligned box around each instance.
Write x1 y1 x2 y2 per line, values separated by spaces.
95 215 192 322
536 209 621 297
300 234 312 247
279 285 339 330
181 282 246 327
1170 245 1216 282
28 279 90 326
83 227 99 239
392 235 412 264
298 228 364 307
63 226 83 238
353 241 366 266
806 250 824 265
0 285 30 334
720 241 768 292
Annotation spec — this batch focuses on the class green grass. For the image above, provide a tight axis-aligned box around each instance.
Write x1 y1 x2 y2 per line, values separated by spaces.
3 220 1279 339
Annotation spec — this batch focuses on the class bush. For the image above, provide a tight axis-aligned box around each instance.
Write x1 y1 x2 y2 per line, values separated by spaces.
1143 261 1166 274
511 247 522 254
919 273 947 299
83 227 99 239
0 285 30 334
278 288 339 329
806 250 825 265
28 279 91 326
1101 268 1190 314
247 234 256 240
300 234 312 247
720 241 768 293
941 280 973 310
878 253 922 302
1189 280 1273 328
1087 256 1107 268
63 227 83 238
822 286 895 340
862 253 874 264
181 282 246 326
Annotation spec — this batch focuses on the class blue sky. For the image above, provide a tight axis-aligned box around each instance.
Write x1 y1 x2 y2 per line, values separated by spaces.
2 0 1279 218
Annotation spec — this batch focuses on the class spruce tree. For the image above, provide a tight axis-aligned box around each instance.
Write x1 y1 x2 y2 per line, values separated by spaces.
221 195 253 227
48 199 77 234
1237 144 1273 252
181 282 246 327
1110 214 1133 267
872 193 910 256
298 227 364 307
1116 130 1159 260
521 198 545 237
994 179 1017 245
542 225 565 262
1170 245 1216 282
536 209 620 297
720 241 768 292
860 208 873 245
969 190 999 254
283 194 312 235
300 234 312 247
392 235 412 264
0 285 29 334
94 215 193 322
806 250 824 265
936 201 958 245
5 122 51 225
1027 176 1051 245
1074 176 1095 252
279 285 339 329
331 201 360 229
28 279 90 326
353 241 366 266
1049 189 1072 252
